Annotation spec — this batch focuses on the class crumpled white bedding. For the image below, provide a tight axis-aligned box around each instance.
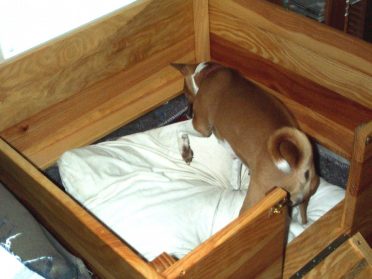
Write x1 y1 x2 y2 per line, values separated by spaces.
58 120 345 261
0 245 44 279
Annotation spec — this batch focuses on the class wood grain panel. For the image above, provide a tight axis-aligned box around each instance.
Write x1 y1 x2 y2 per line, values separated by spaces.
193 0 211 61
0 138 162 279
342 122 372 244
283 202 345 278
0 0 194 131
345 184 372 246
150 253 177 274
211 36 369 158
209 0 372 109
252 80 355 159
211 36 371 130
353 122 372 163
303 233 372 279
1 58 189 168
164 188 288 279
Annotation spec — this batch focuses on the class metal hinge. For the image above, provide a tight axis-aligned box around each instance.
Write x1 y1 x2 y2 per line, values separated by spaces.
290 234 349 278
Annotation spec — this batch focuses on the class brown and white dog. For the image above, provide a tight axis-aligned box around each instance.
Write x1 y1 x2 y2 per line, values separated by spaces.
172 62 319 224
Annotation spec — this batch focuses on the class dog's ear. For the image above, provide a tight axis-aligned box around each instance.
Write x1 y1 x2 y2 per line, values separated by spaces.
171 63 197 76
267 127 312 174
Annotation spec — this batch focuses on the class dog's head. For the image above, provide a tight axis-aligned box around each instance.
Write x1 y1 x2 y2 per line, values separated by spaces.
267 127 319 223
171 62 216 103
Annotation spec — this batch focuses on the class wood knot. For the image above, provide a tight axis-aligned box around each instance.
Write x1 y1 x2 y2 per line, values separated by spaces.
20 124 29 132
366 136 372 146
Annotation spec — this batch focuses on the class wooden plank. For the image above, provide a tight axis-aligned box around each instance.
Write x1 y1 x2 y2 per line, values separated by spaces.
304 233 372 279
0 138 163 279
1 61 188 169
350 233 372 266
150 253 177 274
210 36 371 132
353 121 372 163
0 0 194 131
193 0 211 61
210 0 372 159
163 188 288 279
252 80 355 159
211 37 366 158
283 202 345 278
342 122 372 244
209 0 372 109
209 0 372 158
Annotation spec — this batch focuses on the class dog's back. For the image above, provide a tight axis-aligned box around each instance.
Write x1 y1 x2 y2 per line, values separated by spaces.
173 62 319 223
197 68 297 167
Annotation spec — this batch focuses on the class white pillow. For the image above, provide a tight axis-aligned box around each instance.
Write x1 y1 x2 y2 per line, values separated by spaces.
288 178 345 242
58 120 344 260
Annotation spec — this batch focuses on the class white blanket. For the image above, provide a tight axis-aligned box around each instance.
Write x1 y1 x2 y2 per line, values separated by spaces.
0 246 45 279
58 120 344 261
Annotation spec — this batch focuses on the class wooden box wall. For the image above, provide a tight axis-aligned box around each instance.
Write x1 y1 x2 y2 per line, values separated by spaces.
0 0 371 278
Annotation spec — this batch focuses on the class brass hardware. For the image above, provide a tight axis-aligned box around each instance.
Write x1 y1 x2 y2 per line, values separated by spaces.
270 198 288 216
272 203 283 215
270 198 287 216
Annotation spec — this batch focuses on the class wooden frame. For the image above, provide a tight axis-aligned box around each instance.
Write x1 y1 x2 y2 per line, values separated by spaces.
0 0 371 278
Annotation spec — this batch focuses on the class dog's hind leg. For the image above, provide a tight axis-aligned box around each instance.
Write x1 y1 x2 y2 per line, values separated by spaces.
239 180 265 215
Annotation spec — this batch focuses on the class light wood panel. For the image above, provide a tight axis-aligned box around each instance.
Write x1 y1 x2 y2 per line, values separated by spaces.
210 0 372 108
352 121 372 163
342 122 372 244
1 61 188 168
0 138 163 279
251 80 356 159
211 37 368 159
209 0 372 158
0 0 194 131
303 233 372 278
193 0 211 62
150 253 177 274
283 202 345 278
163 188 288 279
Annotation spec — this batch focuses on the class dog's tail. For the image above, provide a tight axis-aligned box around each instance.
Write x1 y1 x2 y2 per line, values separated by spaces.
267 127 313 174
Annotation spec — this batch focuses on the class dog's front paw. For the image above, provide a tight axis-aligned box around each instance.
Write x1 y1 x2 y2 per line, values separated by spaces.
182 145 194 165
179 134 193 165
